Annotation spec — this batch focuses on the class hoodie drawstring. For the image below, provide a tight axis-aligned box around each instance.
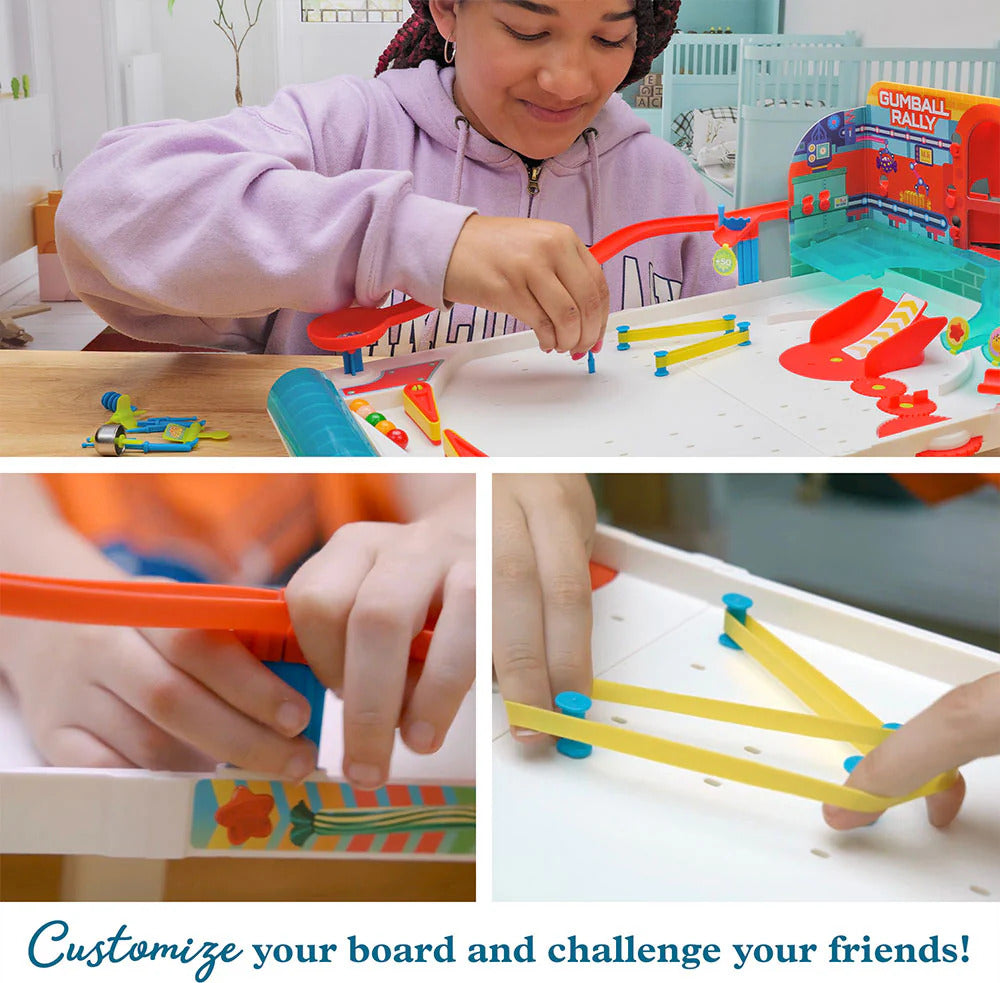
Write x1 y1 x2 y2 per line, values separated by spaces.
450 115 470 206
421 115 471 346
583 127 602 248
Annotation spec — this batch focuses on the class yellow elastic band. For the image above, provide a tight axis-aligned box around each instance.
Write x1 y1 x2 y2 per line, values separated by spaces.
504 701 955 812
620 318 732 344
726 613 885 740
592 679 888 748
655 329 749 367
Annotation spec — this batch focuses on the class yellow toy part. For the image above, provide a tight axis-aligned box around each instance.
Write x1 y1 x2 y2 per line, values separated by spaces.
504 598 957 813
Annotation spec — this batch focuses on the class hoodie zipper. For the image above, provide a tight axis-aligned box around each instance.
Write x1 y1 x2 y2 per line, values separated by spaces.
526 163 542 217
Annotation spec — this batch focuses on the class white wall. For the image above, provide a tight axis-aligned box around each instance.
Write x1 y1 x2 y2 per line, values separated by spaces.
0 1 13 89
0 0 33 92
785 0 1000 47
149 0 278 120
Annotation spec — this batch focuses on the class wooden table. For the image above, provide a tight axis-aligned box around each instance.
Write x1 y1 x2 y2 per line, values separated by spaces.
0 351 340 456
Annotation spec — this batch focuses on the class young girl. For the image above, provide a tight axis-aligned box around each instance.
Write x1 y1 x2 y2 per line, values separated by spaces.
55 1 728 356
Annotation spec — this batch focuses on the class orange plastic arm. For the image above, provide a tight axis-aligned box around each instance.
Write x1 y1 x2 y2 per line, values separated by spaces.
306 200 790 352
0 571 431 665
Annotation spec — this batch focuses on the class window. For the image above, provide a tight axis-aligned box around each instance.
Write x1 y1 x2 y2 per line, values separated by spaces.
301 1 405 22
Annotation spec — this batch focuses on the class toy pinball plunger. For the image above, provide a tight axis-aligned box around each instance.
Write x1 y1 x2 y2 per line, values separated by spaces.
506 592 959 815
0 572 433 748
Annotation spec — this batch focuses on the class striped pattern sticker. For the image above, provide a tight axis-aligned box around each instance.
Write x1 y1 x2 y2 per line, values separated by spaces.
191 778 475 856
844 293 926 359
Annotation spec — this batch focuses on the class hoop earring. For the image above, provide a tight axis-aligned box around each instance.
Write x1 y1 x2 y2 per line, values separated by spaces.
444 37 456 64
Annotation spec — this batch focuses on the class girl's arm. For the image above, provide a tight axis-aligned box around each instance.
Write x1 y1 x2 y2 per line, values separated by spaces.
55 76 477 350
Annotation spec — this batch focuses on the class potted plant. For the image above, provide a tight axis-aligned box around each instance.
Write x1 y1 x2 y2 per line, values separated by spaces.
167 1 264 107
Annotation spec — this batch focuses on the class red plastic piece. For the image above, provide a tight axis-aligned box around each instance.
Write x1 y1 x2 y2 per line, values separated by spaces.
780 289 946 382
978 368 1000 395
916 435 983 457
402 382 441 445
876 413 948 438
342 360 443 397
442 428 487 457
588 561 618 591
802 195 815 216
307 200 790 351
0 572 432 664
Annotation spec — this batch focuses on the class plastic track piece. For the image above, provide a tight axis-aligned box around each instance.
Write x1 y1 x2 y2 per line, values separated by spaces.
402 382 441 445
0 571 432 666
443 428 487 457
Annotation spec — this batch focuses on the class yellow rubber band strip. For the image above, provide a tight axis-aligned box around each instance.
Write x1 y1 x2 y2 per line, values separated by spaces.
726 614 884 739
592 679 888 748
655 329 748 368
620 318 732 344
504 701 955 812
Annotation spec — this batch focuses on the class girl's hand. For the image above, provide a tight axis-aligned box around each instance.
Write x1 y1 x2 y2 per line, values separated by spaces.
823 673 1000 830
285 505 475 790
1 614 317 779
492 475 597 738
444 215 609 356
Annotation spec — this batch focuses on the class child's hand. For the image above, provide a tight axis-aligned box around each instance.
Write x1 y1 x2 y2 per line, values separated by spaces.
493 475 597 738
823 673 1000 830
284 502 475 790
0 475 317 777
1 612 318 778
445 215 609 356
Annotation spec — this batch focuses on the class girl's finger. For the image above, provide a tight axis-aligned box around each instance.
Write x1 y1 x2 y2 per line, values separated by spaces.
42 725 135 770
554 244 608 354
95 633 317 781
285 524 395 694
823 674 1000 830
74 680 215 772
142 627 312 738
526 270 582 354
521 496 593 701
401 559 476 754
341 552 442 789
492 495 551 733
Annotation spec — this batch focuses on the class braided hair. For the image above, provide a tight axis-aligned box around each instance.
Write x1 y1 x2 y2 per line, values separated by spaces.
375 1 680 90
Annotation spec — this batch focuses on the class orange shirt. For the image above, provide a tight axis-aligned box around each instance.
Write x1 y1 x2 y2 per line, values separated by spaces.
892 474 1000 505
41 475 401 584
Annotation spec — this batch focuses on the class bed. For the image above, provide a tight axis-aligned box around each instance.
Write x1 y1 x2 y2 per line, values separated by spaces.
657 40 1000 280
655 33 860 202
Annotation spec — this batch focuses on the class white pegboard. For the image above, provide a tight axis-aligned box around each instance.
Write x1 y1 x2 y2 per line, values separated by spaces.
326 272 997 457
493 529 1000 901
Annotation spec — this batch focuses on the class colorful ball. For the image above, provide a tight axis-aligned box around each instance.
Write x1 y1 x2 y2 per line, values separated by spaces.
988 327 1000 362
386 428 409 449
365 412 386 426
375 419 394 435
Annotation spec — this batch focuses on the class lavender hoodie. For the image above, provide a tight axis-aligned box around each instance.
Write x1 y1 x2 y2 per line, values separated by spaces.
56 61 730 355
